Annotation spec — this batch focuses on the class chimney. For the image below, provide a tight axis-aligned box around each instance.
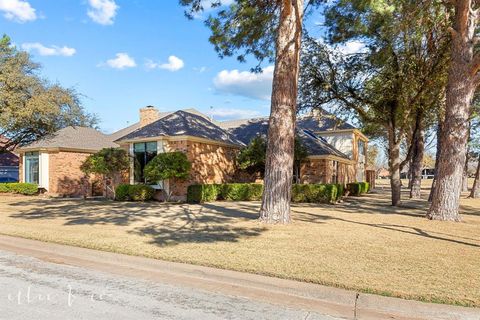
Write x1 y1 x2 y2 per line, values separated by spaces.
139 106 160 127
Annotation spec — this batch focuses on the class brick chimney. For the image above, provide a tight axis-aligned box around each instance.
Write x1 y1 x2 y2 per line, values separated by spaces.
139 106 160 127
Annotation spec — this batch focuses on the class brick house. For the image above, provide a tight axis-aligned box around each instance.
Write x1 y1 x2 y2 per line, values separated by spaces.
0 136 19 182
17 106 367 199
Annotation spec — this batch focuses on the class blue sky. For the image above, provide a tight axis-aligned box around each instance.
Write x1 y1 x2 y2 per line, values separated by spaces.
0 0 280 133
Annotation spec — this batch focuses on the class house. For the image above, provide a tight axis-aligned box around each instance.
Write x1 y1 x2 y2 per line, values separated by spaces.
0 136 19 182
17 106 368 200
220 110 367 185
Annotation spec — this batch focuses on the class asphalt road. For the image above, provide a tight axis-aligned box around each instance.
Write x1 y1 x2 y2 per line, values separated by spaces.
0 250 342 320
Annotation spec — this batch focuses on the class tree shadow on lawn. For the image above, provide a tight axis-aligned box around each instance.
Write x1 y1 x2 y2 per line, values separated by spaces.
7 198 266 246
128 202 266 246
292 210 480 248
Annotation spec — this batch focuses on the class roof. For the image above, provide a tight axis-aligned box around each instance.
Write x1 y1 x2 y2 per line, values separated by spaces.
296 111 355 131
108 122 141 141
19 127 119 152
222 117 350 160
297 129 350 160
116 110 245 147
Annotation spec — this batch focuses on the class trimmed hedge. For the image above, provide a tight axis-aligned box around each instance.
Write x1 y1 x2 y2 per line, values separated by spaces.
219 183 263 201
291 183 344 204
347 182 370 196
0 183 38 195
187 183 344 204
187 183 263 203
115 184 154 201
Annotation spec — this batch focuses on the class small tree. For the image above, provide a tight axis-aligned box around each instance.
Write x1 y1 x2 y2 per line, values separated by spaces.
237 137 267 178
237 136 308 182
293 137 308 183
80 148 130 199
143 152 191 201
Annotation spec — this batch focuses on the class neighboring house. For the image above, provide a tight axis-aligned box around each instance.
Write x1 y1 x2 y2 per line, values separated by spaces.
0 136 19 182
0 152 19 182
17 106 368 199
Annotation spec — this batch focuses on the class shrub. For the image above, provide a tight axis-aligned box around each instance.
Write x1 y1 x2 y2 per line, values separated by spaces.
114 184 154 201
0 183 38 195
347 182 370 196
187 183 343 204
129 185 154 201
115 184 131 201
219 183 263 201
291 183 344 204
187 184 220 203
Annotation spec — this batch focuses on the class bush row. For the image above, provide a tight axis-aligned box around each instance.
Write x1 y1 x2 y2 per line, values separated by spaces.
291 183 344 204
115 184 155 201
0 183 38 195
346 182 370 196
187 183 264 203
187 183 345 204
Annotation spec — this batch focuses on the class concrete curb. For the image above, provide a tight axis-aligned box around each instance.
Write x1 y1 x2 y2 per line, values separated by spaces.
0 235 478 320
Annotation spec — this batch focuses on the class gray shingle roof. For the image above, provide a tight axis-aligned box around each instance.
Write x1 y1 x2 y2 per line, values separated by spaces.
297 114 355 131
297 129 350 159
19 127 119 151
108 122 141 141
116 110 245 147
222 117 350 160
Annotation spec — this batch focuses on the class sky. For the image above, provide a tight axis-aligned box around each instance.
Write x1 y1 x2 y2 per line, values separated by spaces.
0 0 283 133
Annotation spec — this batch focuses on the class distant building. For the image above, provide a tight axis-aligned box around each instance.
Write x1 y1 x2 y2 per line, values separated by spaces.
0 136 19 182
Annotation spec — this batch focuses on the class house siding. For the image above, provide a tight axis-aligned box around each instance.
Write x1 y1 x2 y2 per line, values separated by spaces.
300 159 356 184
164 140 238 199
48 151 92 196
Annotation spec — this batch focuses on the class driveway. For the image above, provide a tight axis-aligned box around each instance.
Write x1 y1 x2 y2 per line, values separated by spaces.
0 249 340 320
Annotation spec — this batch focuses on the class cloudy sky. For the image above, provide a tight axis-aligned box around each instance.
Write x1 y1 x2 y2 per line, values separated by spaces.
0 0 294 132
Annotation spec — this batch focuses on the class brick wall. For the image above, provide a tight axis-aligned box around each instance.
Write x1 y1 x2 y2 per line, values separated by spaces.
164 140 238 198
300 159 356 184
300 159 330 184
48 151 92 196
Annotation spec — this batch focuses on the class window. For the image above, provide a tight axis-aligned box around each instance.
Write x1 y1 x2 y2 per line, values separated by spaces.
332 161 339 184
25 152 39 184
133 142 157 183
358 140 365 156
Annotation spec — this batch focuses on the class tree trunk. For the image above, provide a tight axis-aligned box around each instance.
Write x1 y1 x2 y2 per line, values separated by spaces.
429 118 443 202
428 1 475 221
469 155 480 198
410 112 425 199
260 0 304 224
387 123 402 206
462 127 471 192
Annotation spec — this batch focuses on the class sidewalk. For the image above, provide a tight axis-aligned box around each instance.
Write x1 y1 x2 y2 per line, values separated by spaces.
0 234 477 320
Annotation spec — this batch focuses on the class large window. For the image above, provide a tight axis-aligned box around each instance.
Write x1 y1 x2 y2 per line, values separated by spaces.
133 142 157 183
25 152 39 184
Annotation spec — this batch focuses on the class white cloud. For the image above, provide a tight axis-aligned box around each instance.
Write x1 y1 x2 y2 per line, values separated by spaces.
87 0 118 25
105 53 136 69
194 66 207 73
21 43 76 56
338 40 367 55
0 0 36 22
146 56 184 72
192 0 234 19
213 66 274 101
211 108 261 120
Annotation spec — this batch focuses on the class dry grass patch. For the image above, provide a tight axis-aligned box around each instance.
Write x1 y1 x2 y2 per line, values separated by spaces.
0 189 479 307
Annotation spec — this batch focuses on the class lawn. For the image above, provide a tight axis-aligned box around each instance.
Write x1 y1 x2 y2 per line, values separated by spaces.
0 187 479 307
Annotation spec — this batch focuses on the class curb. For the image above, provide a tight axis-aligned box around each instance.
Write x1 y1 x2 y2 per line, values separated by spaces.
0 235 478 320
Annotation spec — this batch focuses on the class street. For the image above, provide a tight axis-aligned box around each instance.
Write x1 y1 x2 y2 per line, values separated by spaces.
0 249 340 320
